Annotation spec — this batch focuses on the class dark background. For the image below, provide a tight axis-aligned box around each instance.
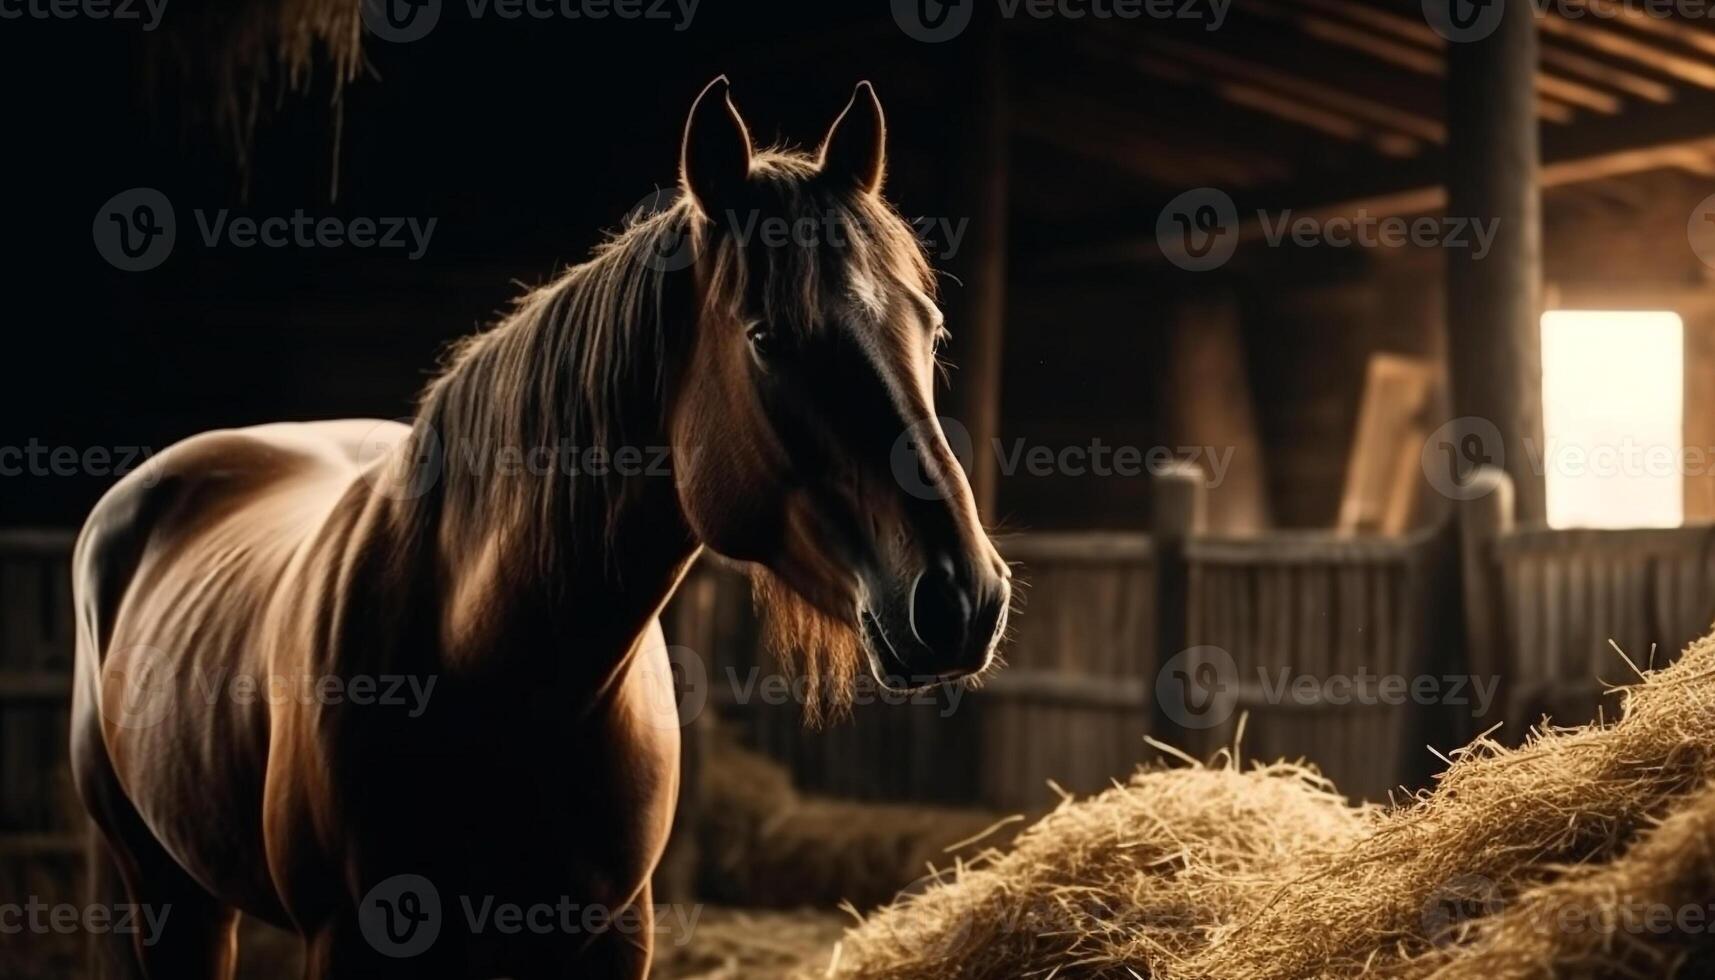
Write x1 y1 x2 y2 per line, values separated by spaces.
0 2 1040 525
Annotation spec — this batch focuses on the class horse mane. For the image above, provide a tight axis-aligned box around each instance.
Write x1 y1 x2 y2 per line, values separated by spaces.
402 189 695 578
402 148 935 715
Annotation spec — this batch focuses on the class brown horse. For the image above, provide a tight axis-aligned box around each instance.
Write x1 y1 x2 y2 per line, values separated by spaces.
69 77 1010 979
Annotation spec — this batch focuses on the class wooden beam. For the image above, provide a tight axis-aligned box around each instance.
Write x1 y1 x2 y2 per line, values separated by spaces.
1011 87 1291 187
1270 0 1599 120
1572 0 1715 59
1539 45 1676 104
1043 135 1715 267
1445 0 1547 522
1141 35 1446 144
1040 76 1715 268
941 25 1009 517
1537 9 1715 88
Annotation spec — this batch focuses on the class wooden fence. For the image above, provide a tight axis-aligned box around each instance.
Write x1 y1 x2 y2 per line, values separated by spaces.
1175 528 1459 802
1459 467 1715 734
0 529 83 979
670 467 1461 809
7 463 1715 870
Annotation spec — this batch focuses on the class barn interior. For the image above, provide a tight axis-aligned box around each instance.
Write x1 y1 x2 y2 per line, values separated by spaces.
7 0 1715 976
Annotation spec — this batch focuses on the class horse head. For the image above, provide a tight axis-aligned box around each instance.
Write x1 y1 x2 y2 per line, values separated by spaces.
666 77 1011 713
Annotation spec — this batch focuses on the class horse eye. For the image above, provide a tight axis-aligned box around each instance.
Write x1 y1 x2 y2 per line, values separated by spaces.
747 323 779 359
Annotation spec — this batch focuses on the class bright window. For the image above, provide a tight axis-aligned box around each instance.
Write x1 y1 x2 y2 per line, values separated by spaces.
1540 310 1684 529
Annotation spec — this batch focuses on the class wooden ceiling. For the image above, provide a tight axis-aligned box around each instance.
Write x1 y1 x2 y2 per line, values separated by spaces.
1009 0 1715 264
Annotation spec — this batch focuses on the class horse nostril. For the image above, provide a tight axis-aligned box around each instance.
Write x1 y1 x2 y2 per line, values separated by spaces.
909 556 972 660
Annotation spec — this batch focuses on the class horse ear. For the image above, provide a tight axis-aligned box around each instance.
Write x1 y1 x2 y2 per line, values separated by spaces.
680 76 754 219
818 81 886 195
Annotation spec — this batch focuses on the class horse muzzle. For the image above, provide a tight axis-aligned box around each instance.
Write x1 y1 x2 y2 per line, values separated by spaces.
858 555 1009 691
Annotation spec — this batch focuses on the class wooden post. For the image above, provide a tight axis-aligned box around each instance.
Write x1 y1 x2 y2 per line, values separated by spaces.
1457 466 1515 739
1165 293 1271 534
1445 0 1547 523
942 22 1009 516
1151 464 1206 736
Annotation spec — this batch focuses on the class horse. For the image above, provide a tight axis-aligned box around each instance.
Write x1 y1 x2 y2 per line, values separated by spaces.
69 76 1011 979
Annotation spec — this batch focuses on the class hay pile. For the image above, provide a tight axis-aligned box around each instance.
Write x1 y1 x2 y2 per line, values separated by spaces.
806 633 1715 979
148 0 363 166
697 725 1025 909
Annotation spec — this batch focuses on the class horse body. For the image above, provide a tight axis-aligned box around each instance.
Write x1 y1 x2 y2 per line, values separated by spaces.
73 420 689 977
72 77 1012 978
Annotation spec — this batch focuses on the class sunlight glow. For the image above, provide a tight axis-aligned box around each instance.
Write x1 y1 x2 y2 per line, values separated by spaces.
1540 310 1684 530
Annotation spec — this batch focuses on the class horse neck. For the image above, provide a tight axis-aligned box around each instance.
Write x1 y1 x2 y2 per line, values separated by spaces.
406 258 700 674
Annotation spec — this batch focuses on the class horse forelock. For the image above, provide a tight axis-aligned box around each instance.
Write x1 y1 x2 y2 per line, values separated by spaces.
700 148 937 342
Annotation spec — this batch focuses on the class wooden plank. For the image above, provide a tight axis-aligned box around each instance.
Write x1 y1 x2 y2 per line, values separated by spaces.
0 833 84 857
0 529 77 556
976 670 1148 709
1337 353 1439 535
0 671 71 700
999 532 1153 563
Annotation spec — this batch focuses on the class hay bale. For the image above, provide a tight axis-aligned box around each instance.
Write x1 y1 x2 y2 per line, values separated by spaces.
809 633 1715 979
